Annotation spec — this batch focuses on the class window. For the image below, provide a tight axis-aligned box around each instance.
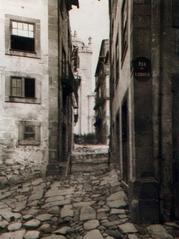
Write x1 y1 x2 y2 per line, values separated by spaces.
11 77 22 97
18 121 40 146
5 15 40 58
121 0 128 62
11 77 35 98
11 21 35 52
24 125 35 140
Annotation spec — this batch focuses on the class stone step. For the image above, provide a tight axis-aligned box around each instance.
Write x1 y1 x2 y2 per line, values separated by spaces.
72 157 108 164
72 162 109 172
71 152 109 175
72 152 108 159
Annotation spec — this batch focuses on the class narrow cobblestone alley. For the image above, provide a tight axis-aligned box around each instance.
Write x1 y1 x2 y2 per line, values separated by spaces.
0 145 178 239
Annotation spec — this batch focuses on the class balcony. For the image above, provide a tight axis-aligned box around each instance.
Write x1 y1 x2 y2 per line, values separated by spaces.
62 71 81 98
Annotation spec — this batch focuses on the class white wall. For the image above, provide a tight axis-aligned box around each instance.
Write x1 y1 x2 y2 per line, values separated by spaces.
0 0 49 184
73 37 95 135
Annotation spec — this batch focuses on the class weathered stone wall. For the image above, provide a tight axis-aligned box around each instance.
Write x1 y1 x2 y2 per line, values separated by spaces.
109 0 134 181
0 0 49 186
109 0 179 222
159 0 178 219
47 0 59 175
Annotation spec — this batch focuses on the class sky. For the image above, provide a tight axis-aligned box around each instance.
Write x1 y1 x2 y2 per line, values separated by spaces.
70 0 109 90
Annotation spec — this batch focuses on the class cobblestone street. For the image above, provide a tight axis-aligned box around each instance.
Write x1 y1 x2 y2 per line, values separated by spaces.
0 146 178 239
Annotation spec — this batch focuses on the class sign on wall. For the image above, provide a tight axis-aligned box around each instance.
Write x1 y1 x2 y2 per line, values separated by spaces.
132 57 151 80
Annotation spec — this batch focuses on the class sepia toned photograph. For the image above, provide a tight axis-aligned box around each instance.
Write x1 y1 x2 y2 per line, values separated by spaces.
0 0 179 238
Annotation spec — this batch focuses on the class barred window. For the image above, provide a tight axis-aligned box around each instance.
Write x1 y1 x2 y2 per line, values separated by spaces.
24 125 35 140
18 121 40 146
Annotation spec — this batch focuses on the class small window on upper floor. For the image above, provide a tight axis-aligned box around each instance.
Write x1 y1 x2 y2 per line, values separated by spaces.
5 15 40 58
11 21 35 52
11 77 35 98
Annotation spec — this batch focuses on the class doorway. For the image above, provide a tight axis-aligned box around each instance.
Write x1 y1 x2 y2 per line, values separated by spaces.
172 77 179 218
122 98 129 184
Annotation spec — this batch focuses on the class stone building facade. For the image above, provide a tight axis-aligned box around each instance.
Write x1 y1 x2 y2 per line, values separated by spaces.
0 0 79 186
109 0 179 223
72 32 95 136
94 39 110 144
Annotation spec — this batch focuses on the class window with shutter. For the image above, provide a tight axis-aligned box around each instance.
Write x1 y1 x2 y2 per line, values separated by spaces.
10 77 35 98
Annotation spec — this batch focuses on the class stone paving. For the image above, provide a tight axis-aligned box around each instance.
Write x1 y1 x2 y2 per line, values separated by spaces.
0 145 178 239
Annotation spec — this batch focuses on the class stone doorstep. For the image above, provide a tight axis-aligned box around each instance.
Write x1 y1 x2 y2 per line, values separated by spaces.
165 222 179 230
147 224 174 239
72 157 108 162
72 163 109 169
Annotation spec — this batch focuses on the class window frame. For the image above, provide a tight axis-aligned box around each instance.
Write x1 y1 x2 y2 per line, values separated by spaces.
10 76 36 99
5 14 40 58
11 77 23 98
10 20 35 53
18 121 41 146
5 72 41 104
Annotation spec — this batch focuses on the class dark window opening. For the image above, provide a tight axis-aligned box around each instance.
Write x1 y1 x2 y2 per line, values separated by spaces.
11 21 35 52
25 78 35 98
24 125 35 140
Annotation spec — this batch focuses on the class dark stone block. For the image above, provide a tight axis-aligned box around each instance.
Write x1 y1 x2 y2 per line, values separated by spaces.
140 181 159 200
129 178 160 224
139 199 160 224
130 178 159 200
